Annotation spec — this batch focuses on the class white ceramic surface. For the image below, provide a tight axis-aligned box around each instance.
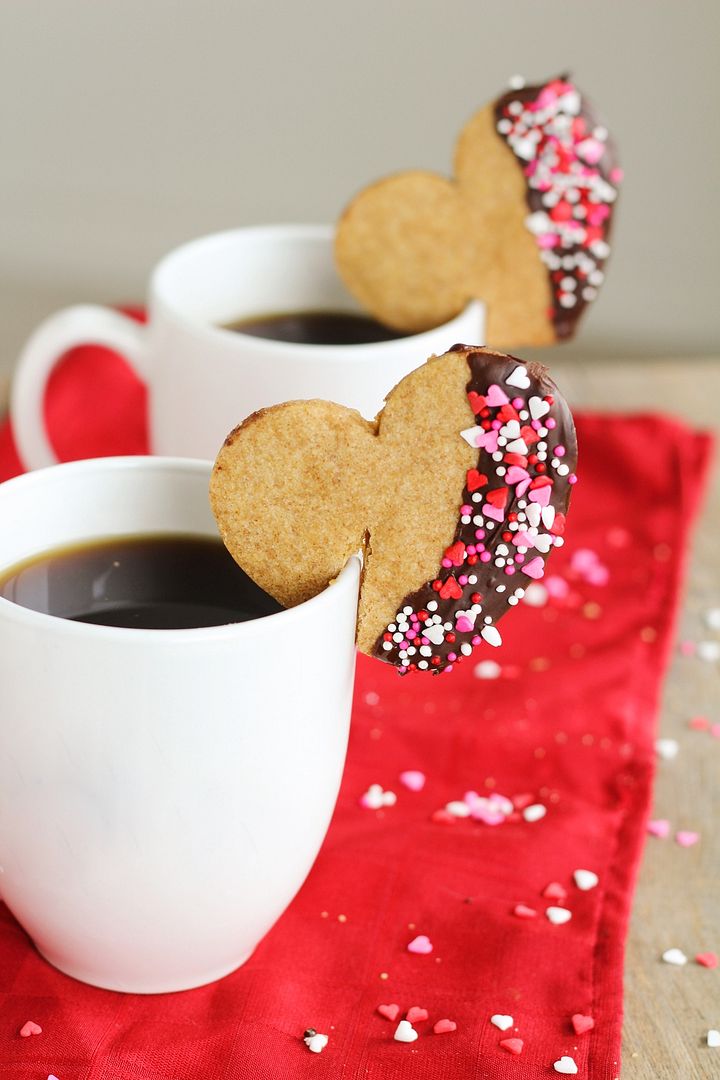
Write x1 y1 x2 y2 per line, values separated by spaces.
0 456 360 993
10 224 485 469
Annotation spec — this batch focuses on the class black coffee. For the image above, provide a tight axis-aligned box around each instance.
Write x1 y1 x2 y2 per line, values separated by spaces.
0 534 283 629
223 309 407 345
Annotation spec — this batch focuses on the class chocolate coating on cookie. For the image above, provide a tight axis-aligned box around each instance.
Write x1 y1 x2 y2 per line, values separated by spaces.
493 75 621 340
372 347 577 673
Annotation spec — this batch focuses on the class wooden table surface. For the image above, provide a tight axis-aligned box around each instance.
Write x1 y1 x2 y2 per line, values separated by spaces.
0 352 718 1078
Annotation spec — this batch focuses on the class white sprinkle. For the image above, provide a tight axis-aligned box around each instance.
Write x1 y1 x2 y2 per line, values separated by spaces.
546 906 572 925
490 1013 514 1031
427 600 438 612
523 583 548 607
705 607 720 630
655 738 679 760
662 948 687 966
509 74 526 90
481 625 502 648
697 640 720 662
460 643 472 657
474 660 501 680
707 1030 720 1047
305 1032 329 1053
573 869 599 891
446 800 471 818
553 1056 578 1075
393 1020 418 1043
523 803 546 823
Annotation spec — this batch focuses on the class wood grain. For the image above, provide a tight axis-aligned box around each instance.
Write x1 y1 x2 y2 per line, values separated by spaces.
1 352 718 1077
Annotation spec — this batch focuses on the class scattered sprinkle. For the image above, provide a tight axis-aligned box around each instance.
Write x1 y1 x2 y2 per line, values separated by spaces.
19 1021 42 1038
394 1020 418 1043
406 1006 429 1023
655 738 679 761
543 882 568 902
675 830 700 848
523 803 547 822
500 1037 524 1055
647 819 671 838
704 608 720 631
689 716 710 731
399 770 426 792
407 934 433 955
697 641 720 663
679 639 696 656
554 1056 579 1074
304 1031 329 1054
359 783 397 809
661 948 687 966
433 1018 457 1034
571 1013 595 1035
474 660 502 679
546 906 572 925
513 903 538 918
708 1029 720 1048
377 1003 400 1021
491 1014 514 1031
573 868 599 891
695 952 718 969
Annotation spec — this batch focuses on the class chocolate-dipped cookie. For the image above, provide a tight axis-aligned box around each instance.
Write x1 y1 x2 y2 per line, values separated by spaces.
335 75 621 348
210 346 577 673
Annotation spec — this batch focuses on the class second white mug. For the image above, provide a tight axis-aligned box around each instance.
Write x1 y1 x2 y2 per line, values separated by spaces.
11 224 485 468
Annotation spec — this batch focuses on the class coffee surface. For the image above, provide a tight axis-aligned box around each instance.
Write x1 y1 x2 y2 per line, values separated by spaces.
0 534 282 629
223 309 407 346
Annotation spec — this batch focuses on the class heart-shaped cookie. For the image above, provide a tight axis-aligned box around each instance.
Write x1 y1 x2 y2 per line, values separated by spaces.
210 346 576 673
335 75 620 347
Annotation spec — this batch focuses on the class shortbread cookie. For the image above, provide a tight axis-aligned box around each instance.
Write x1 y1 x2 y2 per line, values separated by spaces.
210 346 577 673
335 75 621 348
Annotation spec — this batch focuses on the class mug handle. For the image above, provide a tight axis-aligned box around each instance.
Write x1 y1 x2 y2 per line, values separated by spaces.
10 305 148 471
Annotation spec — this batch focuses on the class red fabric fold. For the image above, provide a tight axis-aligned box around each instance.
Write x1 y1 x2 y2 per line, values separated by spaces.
0 343 712 1079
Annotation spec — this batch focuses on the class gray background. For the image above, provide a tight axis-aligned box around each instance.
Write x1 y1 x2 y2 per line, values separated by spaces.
1 0 718 375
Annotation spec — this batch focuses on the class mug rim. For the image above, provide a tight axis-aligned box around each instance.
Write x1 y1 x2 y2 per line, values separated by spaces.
0 455 360 643
150 222 484 357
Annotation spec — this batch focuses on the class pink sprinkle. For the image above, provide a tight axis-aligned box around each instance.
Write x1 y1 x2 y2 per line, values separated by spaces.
407 934 433 955
461 504 472 515
480 552 492 563
568 474 578 484
711 724 720 739
471 635 482 646
689 716 710 731
433 1018 457 1035
456 616 474 633
695 951 718 969
679 640 696 656
512 397 524 409
546 417 557 430
610 167 624 182
19 1021 42 1038
523 557 545 580
537 232 558 249
586 565 609 586
400 770 426 792
458 575 468 586
545 575 569 599
647 819 671 838
513 903 537 919
441 558 452 568
675 830 700 848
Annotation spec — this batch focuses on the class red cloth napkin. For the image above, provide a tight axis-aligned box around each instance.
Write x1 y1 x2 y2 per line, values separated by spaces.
0 338 712 1079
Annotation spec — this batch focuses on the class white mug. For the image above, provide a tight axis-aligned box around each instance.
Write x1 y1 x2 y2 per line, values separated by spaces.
11 225 485 468
0 456 361 992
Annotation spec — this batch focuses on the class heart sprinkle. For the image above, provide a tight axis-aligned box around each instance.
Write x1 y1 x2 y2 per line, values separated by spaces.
393 1020 418 1043
407 934 433 955
543 882 568 902
571 1013 595 1035
495 77 620 340
377 1003 401 1022
546 906 572 925
573 869 599 891
695 952 718 968
375 349 576 674
406 1006 429 1024
647 819 671 838
19 1021 42 1037
399 770 426 792
500 1037 524 1055
553 1056 579 1074
433 1019 457 1034
491 1014 514 1031
661 948 687 966
513 904 538 919
675 830 700 847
